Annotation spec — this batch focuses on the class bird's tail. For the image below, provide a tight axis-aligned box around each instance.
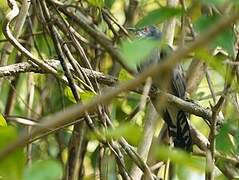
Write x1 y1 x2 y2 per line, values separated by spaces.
166 110 192 151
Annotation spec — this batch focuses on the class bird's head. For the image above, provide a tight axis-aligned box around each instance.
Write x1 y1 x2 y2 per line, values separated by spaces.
128 25 162 40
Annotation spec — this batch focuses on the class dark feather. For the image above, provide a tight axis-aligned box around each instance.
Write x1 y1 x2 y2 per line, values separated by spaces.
135 26 192 151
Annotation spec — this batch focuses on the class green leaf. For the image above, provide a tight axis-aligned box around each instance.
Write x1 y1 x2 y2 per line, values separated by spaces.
235 131 239 153
90 145 100 172
216 123 235 153
108 123 142 145
105 0 115 8
121 99 133 114
202 0 226 5
194 15 235 55
0 114 7 127
194 91 205 99
101 154 117 180
64 87 95 103
202 0 239 6
0 127 26 180
154 146 204 171
194 15 218 33
35 35 54 58
231 0 239 5
80 90 96 103
24 160 63 180
120 39 159 69
136 7 182 27
0 0 8 7
118 69 133 82
64 86 77 103
195 49 226 77
213 29 235 56
188 1 201 22
87 0 104 8
89 123 142 145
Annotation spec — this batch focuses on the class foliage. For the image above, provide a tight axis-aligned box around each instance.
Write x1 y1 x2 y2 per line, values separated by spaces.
0 0 239 180
120 38 159 69
0 127 25 180
23 160 63 180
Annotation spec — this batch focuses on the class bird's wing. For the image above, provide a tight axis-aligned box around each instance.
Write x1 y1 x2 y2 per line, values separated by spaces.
171 65 186 99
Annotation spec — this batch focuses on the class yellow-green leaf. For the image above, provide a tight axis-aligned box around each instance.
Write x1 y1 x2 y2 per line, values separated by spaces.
118 69 133 82
154 146 204 172
89 123 142 145
136 7 182 27
194 15 235 56
0 127 26 180
80 90 96 103
195 49 226 77
87 0 104 8
64 86 77 103
24 160 63 180
0 114 7 127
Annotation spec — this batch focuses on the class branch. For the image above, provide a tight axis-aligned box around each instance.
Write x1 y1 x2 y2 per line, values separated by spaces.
2 0 68 83
46 0 134 73
0 60 117 86
155 90 223 124
0 0 31 66
0 9 238 162
130 102 159 179
0 60 224 124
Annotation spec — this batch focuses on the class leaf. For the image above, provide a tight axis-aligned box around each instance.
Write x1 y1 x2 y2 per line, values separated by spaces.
154 146 204 171
136 7 182 27
194 91 205 99
194 15 235 56
87 0 104 8
108 123 142 145
216 123 235 153
101 154 117 180
79 90 96 103
195 49 226 77
202 0 226 5
89 123 142 145
188 1 201 22
0 114 7 127
105 0 115 8
213 29 235 56
118 69 133 82
0 127 26 180
120 39 159 69
194 15 218 33
231 0 239 5
90 145 100 172
64 87 95 103
235 131 239 153
35 35 54 58
64 86 77 103
24 160 63 180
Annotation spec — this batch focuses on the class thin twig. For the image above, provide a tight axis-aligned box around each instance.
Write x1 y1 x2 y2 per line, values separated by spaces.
1 6 239 178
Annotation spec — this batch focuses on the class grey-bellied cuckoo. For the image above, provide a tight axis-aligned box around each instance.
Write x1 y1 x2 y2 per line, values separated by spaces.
130 25 192 151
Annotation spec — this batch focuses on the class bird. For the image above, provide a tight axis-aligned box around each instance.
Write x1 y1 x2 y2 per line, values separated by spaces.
129 25 192 151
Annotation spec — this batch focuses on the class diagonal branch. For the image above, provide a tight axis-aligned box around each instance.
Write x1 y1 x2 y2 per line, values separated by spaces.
0 60 224 124
0 10 238 160
46 0 134 73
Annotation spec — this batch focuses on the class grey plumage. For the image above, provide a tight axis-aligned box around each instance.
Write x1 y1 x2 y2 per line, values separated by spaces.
131 25 192 151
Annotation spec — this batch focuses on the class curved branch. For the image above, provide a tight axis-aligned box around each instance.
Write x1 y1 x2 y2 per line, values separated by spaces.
0 10 238 160
46 0 134 73
2 0 66 81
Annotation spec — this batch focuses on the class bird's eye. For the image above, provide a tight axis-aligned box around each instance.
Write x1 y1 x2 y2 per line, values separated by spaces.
144 27 149 32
